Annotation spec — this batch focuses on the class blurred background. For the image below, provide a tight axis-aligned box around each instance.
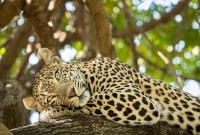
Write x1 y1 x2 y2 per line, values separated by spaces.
0 0 200 129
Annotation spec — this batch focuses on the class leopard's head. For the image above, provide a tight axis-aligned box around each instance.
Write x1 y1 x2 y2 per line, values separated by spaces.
23 48 90 111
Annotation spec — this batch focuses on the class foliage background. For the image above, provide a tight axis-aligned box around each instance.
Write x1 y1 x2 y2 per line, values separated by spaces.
0 0 200 129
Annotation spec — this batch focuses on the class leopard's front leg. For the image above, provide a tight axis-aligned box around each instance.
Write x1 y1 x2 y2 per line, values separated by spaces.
39 106 82 121
23 96 82 121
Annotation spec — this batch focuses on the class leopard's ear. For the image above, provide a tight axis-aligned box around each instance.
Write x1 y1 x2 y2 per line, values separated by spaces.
38 48 61 65
23 96 44 111
23 97 38 110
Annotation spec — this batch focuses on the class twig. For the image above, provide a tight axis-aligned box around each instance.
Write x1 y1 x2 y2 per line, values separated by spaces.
120 0 139 69
14 44 35 81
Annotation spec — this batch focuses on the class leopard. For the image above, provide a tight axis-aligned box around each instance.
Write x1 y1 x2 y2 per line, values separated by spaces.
23 48 200 135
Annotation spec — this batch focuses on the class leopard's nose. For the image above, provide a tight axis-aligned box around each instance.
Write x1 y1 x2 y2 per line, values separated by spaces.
68 87 76 98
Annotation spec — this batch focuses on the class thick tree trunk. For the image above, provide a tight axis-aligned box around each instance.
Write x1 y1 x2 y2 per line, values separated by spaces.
11 114 190 135
0 80 29 129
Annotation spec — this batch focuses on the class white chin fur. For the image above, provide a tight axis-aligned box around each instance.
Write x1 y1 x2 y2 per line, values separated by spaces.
79 90 90 107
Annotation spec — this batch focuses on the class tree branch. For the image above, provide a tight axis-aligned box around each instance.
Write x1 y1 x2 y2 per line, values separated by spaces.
11 114 190 135
14 44 34 81
84 0 116 58
113 0 189 38
0 21 32 80
23 0 57 51
74 1 98 61
0 0 25 29
121 0 139 70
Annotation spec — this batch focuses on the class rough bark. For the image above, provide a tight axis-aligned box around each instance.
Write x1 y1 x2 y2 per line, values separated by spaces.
11 114 190 135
